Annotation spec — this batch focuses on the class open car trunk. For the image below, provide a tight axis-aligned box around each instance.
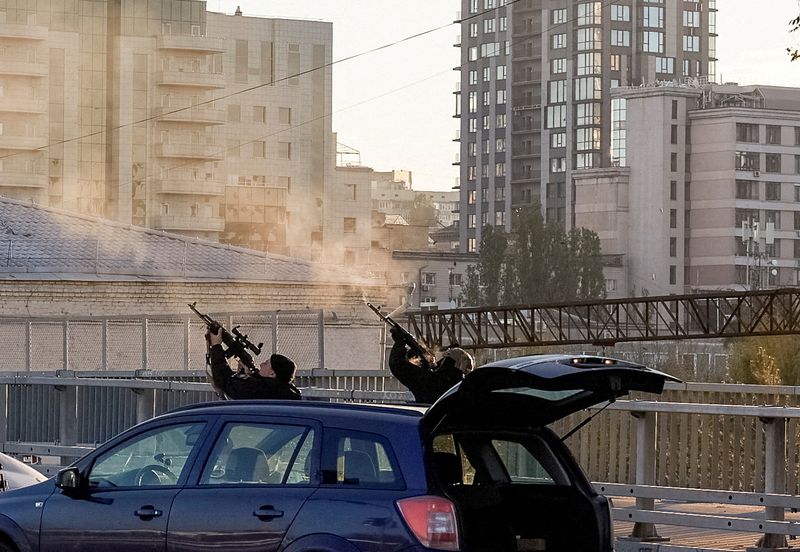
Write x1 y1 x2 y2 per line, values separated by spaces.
422 354 680 552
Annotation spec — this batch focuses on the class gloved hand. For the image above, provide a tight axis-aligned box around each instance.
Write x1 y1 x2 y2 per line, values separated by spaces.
390 326 408 345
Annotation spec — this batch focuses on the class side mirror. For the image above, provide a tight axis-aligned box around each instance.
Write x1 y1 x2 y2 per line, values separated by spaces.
55 467 83 492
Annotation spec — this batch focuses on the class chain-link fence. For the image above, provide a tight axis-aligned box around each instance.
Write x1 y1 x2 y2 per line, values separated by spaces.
0 310 336 373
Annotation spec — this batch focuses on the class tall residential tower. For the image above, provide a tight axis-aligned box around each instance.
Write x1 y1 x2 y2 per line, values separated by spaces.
457 0 716 251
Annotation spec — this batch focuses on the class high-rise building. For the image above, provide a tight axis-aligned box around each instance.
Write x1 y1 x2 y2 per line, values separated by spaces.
575 82 800 297
0 1 332 260
456 0 717 252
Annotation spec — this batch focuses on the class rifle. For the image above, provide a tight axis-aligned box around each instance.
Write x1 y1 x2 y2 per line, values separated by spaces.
188 302 263 374
367 303 435 364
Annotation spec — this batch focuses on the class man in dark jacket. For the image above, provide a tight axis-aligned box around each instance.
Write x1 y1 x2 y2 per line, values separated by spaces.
208 328 302 400
388 327 474 404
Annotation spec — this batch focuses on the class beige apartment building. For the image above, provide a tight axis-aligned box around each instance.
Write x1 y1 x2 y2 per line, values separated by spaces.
575 82 800 297
0 1 332 260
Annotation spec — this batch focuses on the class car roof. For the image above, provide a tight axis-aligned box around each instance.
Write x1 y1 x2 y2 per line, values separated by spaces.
163 400 427 426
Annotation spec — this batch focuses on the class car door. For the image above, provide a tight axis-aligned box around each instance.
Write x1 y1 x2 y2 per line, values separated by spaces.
39 420 209 552
423 353 681 432
167 416 320 552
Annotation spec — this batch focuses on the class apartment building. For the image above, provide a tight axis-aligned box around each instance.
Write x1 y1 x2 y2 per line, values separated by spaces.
574 83 800 297
0 1 332 260
456 0 716 252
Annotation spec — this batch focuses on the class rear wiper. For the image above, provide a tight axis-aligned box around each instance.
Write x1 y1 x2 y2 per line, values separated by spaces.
559 398 615 442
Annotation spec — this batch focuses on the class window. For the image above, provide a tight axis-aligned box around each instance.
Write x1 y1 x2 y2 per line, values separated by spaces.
577 28 601 50
160 203 169 215
670 237 677 257
656 57 674 74
481 164 489 178
496 113 506 128
468 190 476 204
483 67 491 82
278 142 291 159
343 217 356 233
670 180 677 200
606 279 617 292
482 91 490 107
200 423 314 485
422 272 437 286
321 429 402 488
482 115 490 130
279 107 292 124
735 208 759 226
766 154 781 173
549 80 566 103
736 123 759 143
672 100 679 119
496 89 506 104
671 125 678 145
495 162 506 176
469 70 477 85
468 91 477 113
669 265 677 286
576 127 600 150
552 58 567 74
735 180 757 199
468 238 476 252
611 5 630 21
643 6 664 28
552 33 566 49
484 18 495 33
796 127 800 145
576 102 601 125
610 30 630 47
574 77 601 100
468 118 477 133
576 53 602 75
766 182 781 201
467 166 477 180
766 126 781 145
496 65 507 80
482 140 490 154
469 23 478 37
481 42 501 57
735 151 760 171
499 16 507 31
576 153 593 169
670 152 678 172
683 35 700 52
610 54 622 72
468 47 478 61
642 31 664 53
253 141 265 158
253 106 266 123
468 214 476 228
683 10 700 28
495 138 505 152
551 157 566 173
552 8 567 25
796 155 800 174
89 423 205 488
551 132 566 148
546 105 566 128
495 211 505 225
577 2 602 26
670 209 677 229
468 142 476 157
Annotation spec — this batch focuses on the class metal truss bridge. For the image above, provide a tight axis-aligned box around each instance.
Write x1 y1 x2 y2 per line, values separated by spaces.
406 287 800 350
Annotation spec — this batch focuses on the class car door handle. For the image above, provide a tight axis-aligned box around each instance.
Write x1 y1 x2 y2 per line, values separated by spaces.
253 505 284 520
135 505 163 519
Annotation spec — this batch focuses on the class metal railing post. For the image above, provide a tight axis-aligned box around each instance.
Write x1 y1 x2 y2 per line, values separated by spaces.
755 416 788 550
25 321 31 371
318 310 324 372
272 312 278 355
57 383 78 466
134 388 155 424
184 318 190 371
142 318 149 371
0 384 7 450
62 321 68 371
628 411 668 542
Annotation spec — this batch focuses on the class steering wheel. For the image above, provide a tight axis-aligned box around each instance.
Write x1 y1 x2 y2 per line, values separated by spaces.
134 464 178 486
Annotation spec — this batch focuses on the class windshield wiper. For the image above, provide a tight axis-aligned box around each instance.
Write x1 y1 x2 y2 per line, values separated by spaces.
559 398 615 442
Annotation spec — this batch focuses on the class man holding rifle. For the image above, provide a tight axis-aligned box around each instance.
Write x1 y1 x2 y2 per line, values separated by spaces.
387 328 474 405
207 327 302 400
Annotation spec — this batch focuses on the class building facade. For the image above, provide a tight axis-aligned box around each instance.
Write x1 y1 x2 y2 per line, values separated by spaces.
575 83 800 297
456 0 716 252
0 1 332 260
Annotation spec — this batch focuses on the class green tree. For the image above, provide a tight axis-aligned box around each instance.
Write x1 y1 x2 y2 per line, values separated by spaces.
407 194 437 227
478 225 508 306
461 264 481 307
729 336 800 385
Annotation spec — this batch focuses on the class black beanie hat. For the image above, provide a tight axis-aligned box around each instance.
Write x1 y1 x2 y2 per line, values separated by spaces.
270 353 296 382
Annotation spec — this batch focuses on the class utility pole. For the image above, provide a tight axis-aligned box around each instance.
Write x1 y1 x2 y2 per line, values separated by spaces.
742 218 777 290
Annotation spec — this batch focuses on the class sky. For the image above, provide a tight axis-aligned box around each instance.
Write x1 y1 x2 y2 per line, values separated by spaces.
216 1 800 192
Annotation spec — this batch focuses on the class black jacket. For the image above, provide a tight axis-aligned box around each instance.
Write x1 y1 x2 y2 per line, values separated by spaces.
209 344 302 400
388 341 463 405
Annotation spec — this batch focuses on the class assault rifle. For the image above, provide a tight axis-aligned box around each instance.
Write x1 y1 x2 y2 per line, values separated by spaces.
367 303 435 364
188 302 263 374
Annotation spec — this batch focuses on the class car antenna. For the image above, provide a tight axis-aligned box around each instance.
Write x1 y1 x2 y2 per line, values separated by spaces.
559 398 615 442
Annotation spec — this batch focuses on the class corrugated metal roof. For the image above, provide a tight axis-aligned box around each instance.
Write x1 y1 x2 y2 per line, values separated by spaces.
0 197 376 285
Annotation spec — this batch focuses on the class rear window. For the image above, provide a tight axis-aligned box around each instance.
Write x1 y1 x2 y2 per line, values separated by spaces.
321 429 404 489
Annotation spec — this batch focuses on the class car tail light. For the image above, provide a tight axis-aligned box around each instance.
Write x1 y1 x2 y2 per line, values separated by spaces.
396 495 460 551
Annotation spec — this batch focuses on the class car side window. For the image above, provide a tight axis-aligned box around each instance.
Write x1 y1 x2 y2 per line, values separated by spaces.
321 429 403 489
200 422 314 485
491 438 558 485
89 422 205 488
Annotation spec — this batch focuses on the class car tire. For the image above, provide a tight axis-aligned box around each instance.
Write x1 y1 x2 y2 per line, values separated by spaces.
0 540 17 552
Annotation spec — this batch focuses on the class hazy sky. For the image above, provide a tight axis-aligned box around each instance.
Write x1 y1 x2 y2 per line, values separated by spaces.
217 1 800 192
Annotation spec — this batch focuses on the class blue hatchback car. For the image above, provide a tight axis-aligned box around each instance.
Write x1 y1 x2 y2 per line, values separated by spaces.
0 355 677 551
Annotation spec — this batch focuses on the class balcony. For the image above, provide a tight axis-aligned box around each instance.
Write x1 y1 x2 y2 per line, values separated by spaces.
154 214 225 232
155 142 224 160
156 35 225 53
0 59 47 77
0 135 47 150
155 70 225 89
0 96 47 113
153 105 226 125
0 170 47 188
154 178 225 195
0 24 47 41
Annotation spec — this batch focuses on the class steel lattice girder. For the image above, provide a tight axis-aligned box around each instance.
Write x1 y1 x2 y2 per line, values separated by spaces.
406 288 800 350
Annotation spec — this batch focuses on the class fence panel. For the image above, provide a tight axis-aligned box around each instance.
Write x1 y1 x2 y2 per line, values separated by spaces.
1 321 27 371
106 321 144 371
29 322 63 371
68 321 104 371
